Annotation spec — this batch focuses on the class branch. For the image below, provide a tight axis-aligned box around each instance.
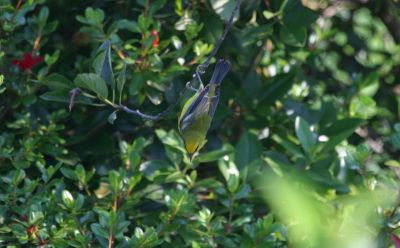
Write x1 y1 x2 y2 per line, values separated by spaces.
119 0 242 121
119 104 173 121
196 0 242 74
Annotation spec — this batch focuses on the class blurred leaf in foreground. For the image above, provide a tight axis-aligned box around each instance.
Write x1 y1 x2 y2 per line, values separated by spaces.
261 171 395 248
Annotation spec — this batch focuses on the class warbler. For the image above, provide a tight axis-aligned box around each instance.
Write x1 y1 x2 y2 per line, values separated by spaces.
178 59 231 160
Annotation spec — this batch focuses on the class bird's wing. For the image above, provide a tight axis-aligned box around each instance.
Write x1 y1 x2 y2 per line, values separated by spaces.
179 86 211 132
185 85 209 118
208 86 220 118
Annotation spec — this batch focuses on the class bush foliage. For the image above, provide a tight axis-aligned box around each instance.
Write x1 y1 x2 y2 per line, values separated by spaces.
1 0 400 247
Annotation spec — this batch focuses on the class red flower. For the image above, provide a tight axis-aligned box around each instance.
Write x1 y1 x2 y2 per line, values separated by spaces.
392 234 400 248
151 30 159 47
12 52 43 71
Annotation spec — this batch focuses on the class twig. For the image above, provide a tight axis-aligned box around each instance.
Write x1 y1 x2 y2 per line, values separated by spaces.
119 0 242 121
15 0 23 10
120 101 176 121
225 194 235 233
196 0 241 74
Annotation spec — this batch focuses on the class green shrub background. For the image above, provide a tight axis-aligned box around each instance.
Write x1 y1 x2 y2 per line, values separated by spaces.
1 0 400 247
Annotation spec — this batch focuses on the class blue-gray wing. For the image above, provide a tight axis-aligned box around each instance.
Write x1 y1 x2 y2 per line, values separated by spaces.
208 87 220 118
179 86 210 132
185 86 209 117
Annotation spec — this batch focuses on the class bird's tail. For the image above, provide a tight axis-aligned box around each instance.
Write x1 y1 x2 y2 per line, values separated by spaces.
210 59 230 85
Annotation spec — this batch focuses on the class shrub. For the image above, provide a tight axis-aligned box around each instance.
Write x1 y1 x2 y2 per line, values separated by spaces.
1 0 400 247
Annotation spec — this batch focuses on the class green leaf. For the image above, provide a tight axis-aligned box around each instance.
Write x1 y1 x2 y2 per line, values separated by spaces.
264 151 292 177
155 129 186 154
39 73 72 90
146 88 162 105
194 145 234 163
107 110 118 125
359 72 379 97
93 40 114 89
148 0 167 16
13 4 36 26
12 169 25 186
165 189 195 214
209 0 239 22
74 194 85 210
263 10 280 19
349 95 377 119
108 170 123 193
295 116 316 154
127 137 149 171
129 227 159 247
186 24 205 42
219 160 240 193
77 7 104 26
40 89 93 105
165 171 184 183
60 167 77 180
235 131 262 171
91 223 109 238
87 8 104 24
280 25 307 47
320 118 363 153
272 134 304 158
138 14 151 32
38 6 49 29
44 50 60 66
62 190 75 209
280 1 318 47
175 0 183 16
74 73 108 99
127 174 142 192
259 73 295 106
243 71 262 97
116 19 141 33
139 160 171 181
385 160 400 167
193 40 213 57
175 13 195 31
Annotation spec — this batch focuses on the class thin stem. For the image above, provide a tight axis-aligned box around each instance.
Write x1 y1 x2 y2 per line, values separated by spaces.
112 90 115 104
196 0 241 74
15 0 23 10
32 32 42 53
108 195 119 248
73 215 85 235
226 194 235 234
108 230 113 248
119 103 175 121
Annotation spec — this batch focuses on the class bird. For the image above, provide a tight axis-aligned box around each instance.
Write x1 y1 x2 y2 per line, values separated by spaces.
178 59 231 160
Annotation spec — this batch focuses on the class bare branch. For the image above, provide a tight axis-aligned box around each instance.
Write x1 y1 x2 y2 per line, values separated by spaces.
196 0 242 75
68 88 81 112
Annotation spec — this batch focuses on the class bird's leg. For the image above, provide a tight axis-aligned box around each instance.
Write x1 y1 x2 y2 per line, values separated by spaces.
186 81 200 92
186 72 205 92
195 71 205 89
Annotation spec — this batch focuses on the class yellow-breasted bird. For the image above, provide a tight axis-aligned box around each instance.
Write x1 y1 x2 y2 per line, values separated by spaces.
178 59 231 160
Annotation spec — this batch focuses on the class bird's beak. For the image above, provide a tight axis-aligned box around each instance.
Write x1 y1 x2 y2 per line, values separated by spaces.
188 153 194 161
